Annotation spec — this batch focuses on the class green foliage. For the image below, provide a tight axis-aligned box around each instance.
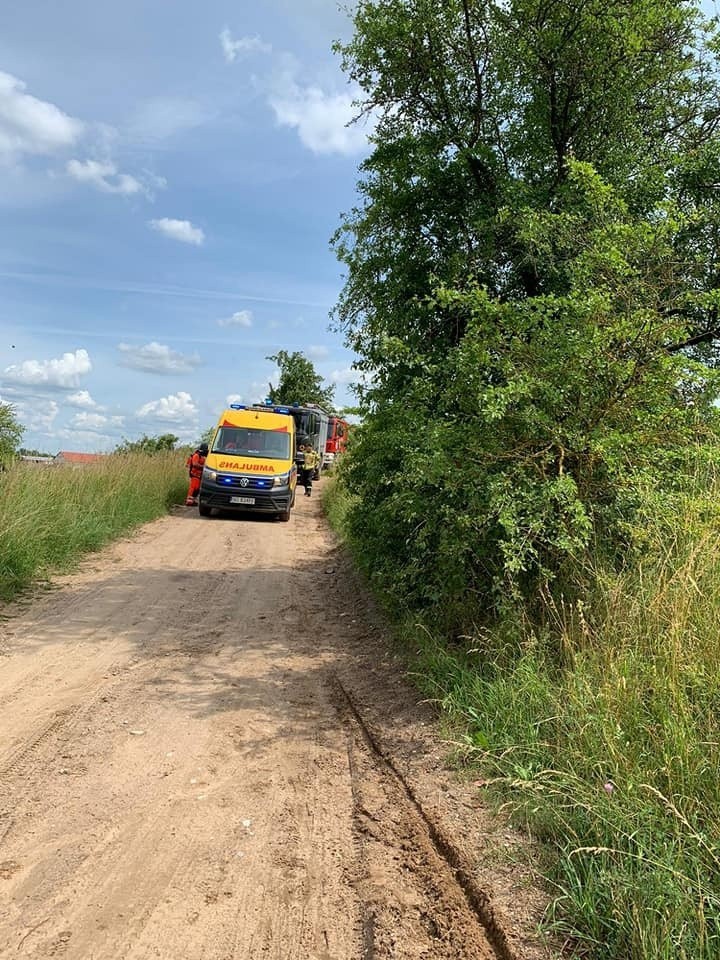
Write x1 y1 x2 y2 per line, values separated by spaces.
114 433 179 454
321 473 359 534
267 350 335 409
334 0 720 375
333 0 720 620
406 469 720 959
341 167 720 626
332 0 720 614
330 1 720 954
0 453 186 601
326 463 720 958
0 402 24 466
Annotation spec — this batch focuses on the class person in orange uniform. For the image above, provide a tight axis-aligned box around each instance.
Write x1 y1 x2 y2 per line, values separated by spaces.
185 442 208 505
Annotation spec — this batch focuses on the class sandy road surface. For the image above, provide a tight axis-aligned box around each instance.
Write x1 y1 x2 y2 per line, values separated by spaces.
0 493 548 960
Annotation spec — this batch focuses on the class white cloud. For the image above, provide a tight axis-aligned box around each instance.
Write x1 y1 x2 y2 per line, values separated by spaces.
0 71 83 161
66 390 98 408
149 217 205 246
307 345 330 360
3 349 91 388
66 158 148 196
54 427 114 451
220 28 271 63
37 400 60 431
66 411 122 433
242 377 278 403
218 310 253 328
118 341 203 375
226 393 245 406
0 75 166 205
330 366 361 385
269 78 371 155
128 97 209 143
134 171 168 203
70 411 108 430
136 391 198 423
12 397 59 432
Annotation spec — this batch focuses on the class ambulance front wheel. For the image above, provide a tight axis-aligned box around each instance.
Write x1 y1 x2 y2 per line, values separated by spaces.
278 509 291 522
198 502 212 517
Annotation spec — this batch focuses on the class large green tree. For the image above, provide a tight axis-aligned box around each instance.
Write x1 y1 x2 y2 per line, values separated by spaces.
333 0 720 602
267 350 335 409
332 13 720 953
342 162 720 611
334 0 720 382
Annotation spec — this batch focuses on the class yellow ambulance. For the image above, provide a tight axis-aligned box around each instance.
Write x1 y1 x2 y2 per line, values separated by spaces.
198 404 297 521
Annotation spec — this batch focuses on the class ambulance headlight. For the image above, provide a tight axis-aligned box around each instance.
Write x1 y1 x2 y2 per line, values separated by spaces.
203 466 217 482
272 472 290 488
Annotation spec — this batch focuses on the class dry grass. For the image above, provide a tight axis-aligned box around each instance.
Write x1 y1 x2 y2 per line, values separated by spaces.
0 452 186 600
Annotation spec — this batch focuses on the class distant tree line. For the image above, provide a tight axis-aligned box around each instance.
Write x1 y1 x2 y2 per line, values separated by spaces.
114 434 180 454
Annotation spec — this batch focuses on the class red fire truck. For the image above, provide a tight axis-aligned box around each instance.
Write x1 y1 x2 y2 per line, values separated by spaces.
323 416 349 468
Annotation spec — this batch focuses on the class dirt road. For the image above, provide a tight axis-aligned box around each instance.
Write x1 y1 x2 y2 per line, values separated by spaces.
0 494 548 960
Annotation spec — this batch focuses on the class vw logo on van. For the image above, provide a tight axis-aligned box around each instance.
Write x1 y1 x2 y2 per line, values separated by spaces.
239 477 249 487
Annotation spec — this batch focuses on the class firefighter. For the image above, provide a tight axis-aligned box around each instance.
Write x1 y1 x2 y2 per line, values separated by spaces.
301 444 319 496
185 442 208 506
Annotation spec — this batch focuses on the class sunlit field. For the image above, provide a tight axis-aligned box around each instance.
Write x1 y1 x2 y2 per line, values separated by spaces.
0 453 186 601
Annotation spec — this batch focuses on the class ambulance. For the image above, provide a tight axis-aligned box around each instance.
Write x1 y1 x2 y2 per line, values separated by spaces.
198 404 297 521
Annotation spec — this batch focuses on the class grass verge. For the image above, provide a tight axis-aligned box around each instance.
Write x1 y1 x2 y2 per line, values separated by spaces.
323 475 720 959
0 453 186 602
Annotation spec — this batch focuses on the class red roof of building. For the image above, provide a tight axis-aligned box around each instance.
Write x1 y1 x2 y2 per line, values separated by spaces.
55 451 105 464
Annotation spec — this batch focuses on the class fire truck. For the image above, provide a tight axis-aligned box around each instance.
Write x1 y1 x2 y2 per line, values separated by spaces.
323 416 350 468
253 402 329 480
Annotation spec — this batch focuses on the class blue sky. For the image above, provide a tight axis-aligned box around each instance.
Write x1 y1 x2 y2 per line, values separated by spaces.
0 0 369 452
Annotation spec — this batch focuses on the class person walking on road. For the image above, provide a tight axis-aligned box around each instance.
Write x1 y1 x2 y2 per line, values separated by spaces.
300 444 319 496
185 442 208 506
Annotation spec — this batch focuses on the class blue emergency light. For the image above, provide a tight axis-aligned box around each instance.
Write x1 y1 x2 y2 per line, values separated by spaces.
274 406 290 414
229 403 246 410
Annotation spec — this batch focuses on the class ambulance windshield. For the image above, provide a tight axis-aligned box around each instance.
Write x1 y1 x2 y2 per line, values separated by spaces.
213 427 290 460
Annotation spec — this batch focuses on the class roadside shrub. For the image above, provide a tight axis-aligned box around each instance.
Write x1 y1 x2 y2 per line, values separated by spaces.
341 168 720 634
328 459 720 958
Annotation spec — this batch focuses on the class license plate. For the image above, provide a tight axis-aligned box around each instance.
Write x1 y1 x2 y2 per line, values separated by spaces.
230 496 255 505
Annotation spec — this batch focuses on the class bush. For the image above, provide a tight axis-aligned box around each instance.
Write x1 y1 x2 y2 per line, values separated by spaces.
328 456 720 958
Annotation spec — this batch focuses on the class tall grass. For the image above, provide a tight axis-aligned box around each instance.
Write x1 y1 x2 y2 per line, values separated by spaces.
322 469 358 533
0 453 186 601
323 472 720 958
